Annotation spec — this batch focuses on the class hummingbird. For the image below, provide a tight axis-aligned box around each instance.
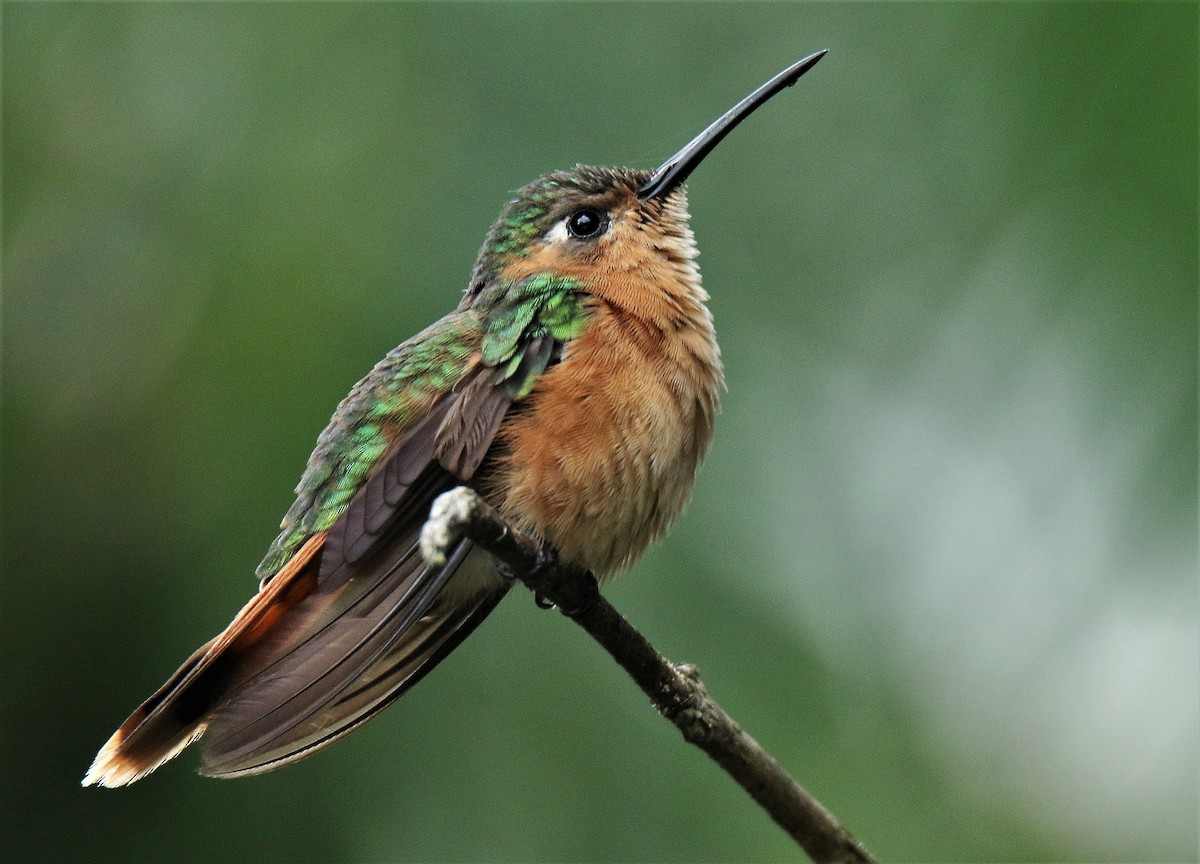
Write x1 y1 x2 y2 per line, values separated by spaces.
83 50 827 787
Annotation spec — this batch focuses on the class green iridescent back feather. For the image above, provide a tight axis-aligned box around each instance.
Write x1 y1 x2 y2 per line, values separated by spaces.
255 312 482 580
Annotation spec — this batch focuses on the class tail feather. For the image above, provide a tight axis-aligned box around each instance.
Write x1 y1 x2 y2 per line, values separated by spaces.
201 552 507 777
82 638 214 788
195 539 470 774
81 534 326 787
82 531 506 787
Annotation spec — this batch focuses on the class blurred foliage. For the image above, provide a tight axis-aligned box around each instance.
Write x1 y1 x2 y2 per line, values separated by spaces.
2 3 1196 862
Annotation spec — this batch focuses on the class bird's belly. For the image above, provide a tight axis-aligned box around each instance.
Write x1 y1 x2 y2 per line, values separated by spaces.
488 350 714 577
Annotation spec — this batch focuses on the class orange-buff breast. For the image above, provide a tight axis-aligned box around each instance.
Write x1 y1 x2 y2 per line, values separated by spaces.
489 293 722 577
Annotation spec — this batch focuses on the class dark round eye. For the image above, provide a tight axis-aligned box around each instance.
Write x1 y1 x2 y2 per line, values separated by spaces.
565 208 607 239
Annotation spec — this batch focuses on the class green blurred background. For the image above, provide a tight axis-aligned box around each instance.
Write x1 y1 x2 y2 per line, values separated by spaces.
3 3 1196 862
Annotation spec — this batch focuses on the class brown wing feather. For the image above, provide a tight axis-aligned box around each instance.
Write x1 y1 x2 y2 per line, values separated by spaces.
202 589 504 777
321 395 458 589
321 361 516 588
198 540 509 777
436 367 513 478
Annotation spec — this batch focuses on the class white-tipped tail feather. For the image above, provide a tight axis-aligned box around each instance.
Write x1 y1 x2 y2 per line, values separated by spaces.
83 724 206 788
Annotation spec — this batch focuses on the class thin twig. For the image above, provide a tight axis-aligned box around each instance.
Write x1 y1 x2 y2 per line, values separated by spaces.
420 487 875 864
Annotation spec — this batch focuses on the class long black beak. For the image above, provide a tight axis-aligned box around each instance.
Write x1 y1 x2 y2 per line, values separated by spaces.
638 50 828 201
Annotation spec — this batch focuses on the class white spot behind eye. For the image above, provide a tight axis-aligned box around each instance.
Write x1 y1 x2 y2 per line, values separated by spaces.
544 220 570 245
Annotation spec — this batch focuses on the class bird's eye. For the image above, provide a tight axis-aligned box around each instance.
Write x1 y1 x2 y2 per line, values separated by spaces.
565 208 608 239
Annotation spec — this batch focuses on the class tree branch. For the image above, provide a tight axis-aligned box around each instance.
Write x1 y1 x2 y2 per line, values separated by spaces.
420 487 875 864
